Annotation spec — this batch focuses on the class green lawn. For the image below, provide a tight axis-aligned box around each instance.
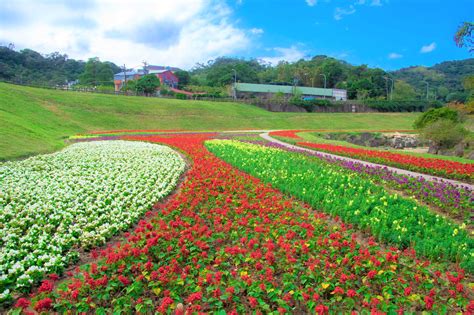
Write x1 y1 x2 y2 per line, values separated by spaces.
0 82 418 160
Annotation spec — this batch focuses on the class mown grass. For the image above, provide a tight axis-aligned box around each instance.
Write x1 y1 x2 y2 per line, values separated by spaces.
1 82 418 160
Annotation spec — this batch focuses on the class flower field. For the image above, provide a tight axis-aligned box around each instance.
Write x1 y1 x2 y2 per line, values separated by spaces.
260 140 473 223
0 141 185 303
14 134 473 314
206 140 473 271
269 130 474 181
298 142 474 181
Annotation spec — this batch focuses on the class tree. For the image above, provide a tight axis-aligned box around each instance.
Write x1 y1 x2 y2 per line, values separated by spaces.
392 80 417 100
454 22 474 52
79 57 114 86
136 74 160 96
174 70 190 88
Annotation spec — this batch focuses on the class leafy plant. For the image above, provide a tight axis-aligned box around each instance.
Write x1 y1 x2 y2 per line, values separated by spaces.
413 107 462 129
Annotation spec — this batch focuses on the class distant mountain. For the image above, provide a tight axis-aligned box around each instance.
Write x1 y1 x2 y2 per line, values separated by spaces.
391 58 474 97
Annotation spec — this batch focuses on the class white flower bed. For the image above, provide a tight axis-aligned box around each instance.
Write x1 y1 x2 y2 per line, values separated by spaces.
0 140 185 299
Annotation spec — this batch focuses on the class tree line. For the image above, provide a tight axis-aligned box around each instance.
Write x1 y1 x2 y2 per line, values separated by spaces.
1 45 472 102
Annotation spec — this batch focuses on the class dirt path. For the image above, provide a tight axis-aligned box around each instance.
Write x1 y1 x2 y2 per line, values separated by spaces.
260 132 474 190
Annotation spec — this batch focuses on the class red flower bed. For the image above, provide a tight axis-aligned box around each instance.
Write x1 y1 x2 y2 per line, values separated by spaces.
88 129 183 135
269 130 303 139
18 134 472 313
298 142 474 180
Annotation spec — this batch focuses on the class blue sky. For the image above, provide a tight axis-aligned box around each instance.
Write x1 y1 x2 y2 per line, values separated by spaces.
0 0 472 70
232 0 474 70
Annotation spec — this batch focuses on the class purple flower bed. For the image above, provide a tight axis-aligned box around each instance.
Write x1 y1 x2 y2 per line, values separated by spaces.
245 139 473 222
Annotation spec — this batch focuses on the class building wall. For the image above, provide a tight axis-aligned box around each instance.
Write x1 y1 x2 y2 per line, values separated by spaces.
157 71 178 88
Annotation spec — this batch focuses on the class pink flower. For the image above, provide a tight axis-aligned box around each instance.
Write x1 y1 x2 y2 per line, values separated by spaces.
118 275 130 286
315 304 329 314
367 270 377 279
14 298 30 309
34 298 53 312
248 297 258 308
331 286 344 295
404 287 412 296
38 280 54 293
424 296 434 310
346 289 357 297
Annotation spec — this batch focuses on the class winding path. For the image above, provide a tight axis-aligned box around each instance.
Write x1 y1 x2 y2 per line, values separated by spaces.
260 132 474 190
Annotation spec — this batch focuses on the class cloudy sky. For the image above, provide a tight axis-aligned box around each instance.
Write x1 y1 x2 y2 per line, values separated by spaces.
0 0 472 70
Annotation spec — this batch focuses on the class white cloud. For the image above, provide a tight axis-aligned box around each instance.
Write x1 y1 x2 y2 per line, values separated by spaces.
0 0 252 69
388 52 402 59
306 0 318 6
420 42 436 53
250 28 264 35
260 46 307 65
334 5 356 20
370 0 382 6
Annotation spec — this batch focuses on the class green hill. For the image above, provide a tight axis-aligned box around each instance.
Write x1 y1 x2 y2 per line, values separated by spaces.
0 82 417 160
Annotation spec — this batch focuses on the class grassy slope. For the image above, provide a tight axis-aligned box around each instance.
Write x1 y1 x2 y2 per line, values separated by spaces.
0 82 417 160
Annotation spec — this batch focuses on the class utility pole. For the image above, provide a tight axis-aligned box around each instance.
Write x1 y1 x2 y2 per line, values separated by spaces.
320 74 327 89
142 61 148 75
384 77 394 100
424 81 429 100
232 69 237 100
122 64 127 92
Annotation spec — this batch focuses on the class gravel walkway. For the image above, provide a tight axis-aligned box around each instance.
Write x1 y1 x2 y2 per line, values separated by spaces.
260 132 474 190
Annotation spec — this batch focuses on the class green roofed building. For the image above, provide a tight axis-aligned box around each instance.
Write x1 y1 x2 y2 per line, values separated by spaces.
234 83 347 101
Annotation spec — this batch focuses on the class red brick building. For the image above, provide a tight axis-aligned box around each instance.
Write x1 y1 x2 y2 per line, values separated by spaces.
114 65 180 92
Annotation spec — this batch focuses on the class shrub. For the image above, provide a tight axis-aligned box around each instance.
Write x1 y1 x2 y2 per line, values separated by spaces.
364 100 442 112
175 93 187 100
420 119 468 149
446 91 469 103
413 107 462 129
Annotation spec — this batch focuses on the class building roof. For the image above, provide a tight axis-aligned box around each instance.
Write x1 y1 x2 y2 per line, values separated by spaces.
235 83 334 97
148 65 181 72
149 69 172 74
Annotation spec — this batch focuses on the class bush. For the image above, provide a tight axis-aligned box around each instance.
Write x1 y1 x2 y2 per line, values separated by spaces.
420 119 468 149
160 87 174 96
446 91 469 103
136 74 161 96
413 107 462 129
175 93 187 100
364 100 442 112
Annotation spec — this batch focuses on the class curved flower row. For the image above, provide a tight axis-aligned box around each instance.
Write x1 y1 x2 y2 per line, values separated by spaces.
297 142 474 181
206 140 473 272
0 141 185 303
16 135 472 314
257 140 473 223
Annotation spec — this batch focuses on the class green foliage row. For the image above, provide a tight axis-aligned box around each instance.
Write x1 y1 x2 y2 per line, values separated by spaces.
363 99 443 112
205 140 473 272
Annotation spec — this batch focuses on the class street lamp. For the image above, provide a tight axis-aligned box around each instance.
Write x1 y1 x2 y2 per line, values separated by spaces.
320 74 327 89
232 69 237 100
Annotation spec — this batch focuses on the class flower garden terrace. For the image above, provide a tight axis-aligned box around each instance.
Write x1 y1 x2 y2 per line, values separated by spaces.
269 130 474 182
10 132 473 314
